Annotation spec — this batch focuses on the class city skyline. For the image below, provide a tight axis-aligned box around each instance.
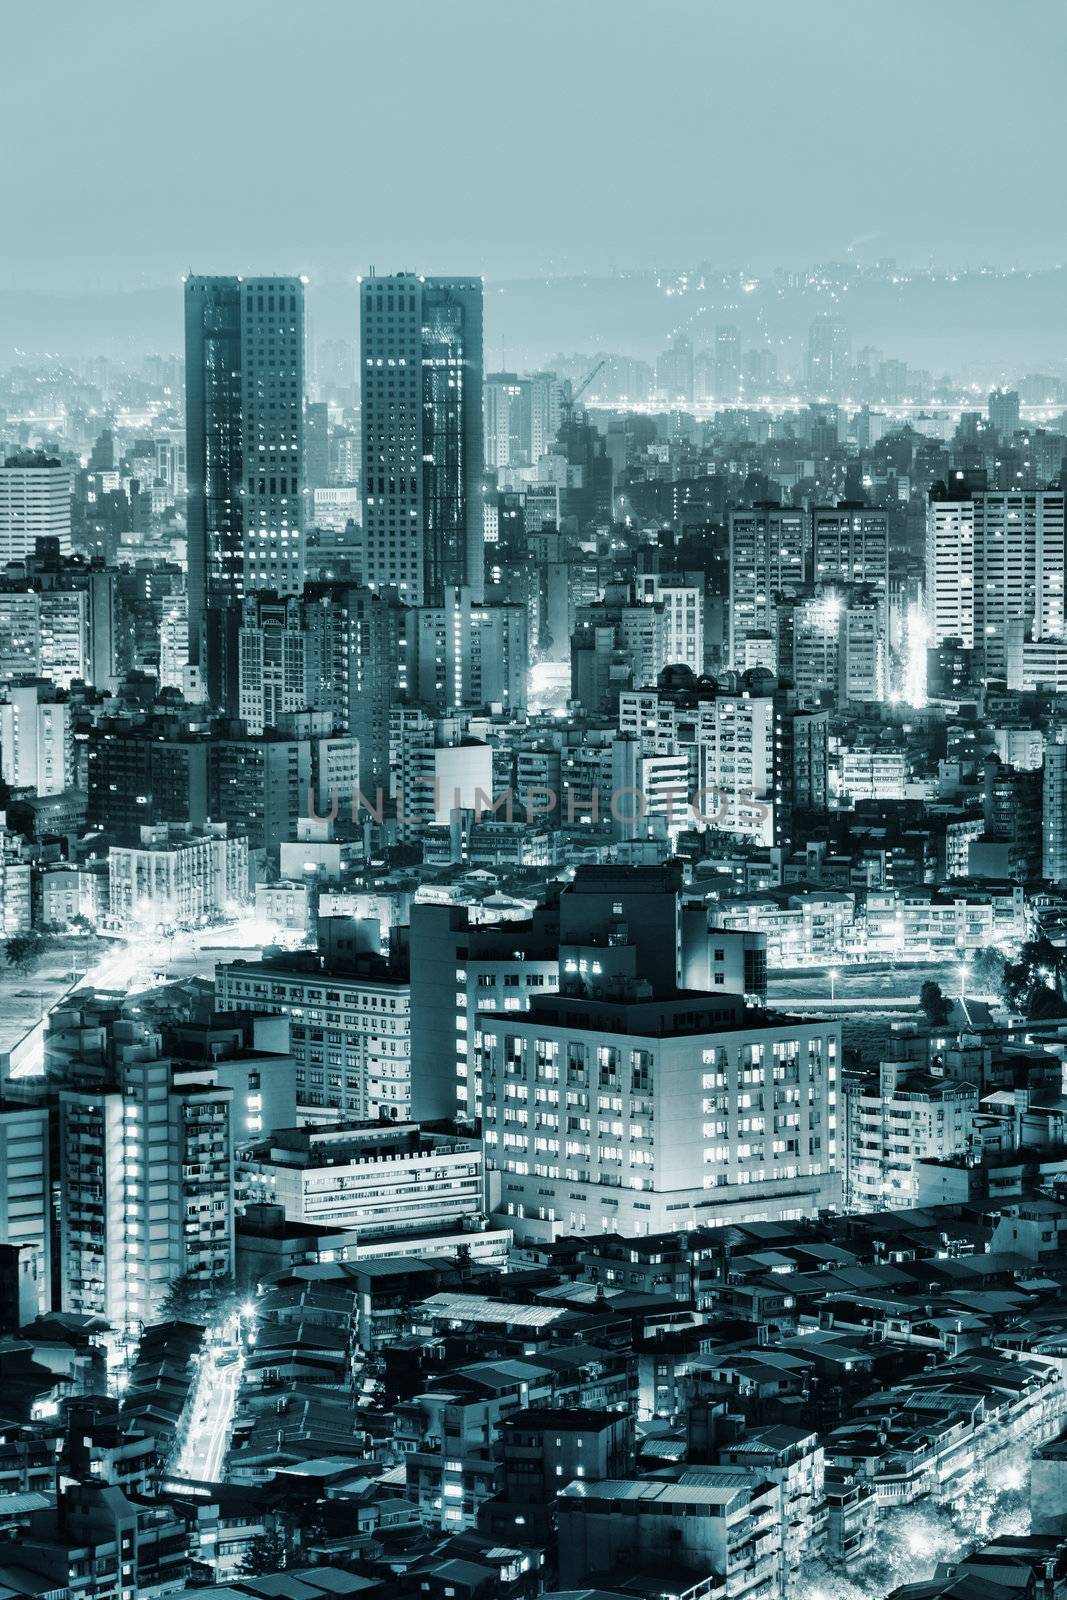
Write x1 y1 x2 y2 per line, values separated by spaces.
3 7 1067 1599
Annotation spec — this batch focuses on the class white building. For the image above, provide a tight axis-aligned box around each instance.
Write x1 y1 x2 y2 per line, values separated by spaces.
215 950 411 1122
52 1010 238 1331
239 1122 484 1238
927 491 1067 679
0 683 73 797
0 452 72 561
925 496 974 649
107 822 248 931
482 990 840 1241
843 1061 977 1210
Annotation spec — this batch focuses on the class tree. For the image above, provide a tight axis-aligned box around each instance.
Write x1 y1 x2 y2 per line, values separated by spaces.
1002 937 1067 1018
918 980 952 1027
159 1271 242 1328
969 945 1006 996
238 1532 287 1576
5 933 43 973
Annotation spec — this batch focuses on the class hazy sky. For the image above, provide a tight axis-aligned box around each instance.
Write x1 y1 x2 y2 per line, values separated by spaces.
3 0 1065 290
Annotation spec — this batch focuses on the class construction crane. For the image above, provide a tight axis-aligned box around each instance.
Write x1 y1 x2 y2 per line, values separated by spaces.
564 358 605 417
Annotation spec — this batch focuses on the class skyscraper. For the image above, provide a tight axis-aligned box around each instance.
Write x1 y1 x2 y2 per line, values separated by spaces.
185 274 305 705
925 487 1067 679
926 490 975 649
360 272 484 605
529 371 565 463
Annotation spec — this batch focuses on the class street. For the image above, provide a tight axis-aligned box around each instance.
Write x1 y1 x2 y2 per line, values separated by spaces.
173 1352 242 1485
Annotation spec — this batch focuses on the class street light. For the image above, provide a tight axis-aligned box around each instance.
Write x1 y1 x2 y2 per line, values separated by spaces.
829 968 839 1003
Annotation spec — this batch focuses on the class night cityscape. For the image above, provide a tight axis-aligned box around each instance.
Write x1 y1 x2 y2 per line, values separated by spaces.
2 3 1067 1599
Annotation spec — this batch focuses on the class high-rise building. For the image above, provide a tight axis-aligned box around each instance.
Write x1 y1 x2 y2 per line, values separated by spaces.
405 585 528 714
728 505 807 665
812 503 889 594
185 274 305 704
657 334 694 403
713 324 741 400
806 314 851 395
484 372 530 471
216 949 411 1122
0 1106 51 1318
988 388 1021 441
302 583 407 794
0 682 73 797
0 452 72 562
303 399 330 491
984 490 1065 677
409 900 562 1122
1043 744 1067 882
529 371 565 461
208 731 313 854
360 272 484 605
926 491 975 649
238 592 308 735
50 999 239 1331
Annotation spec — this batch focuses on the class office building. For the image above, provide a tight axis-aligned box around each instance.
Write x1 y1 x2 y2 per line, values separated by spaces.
405 585 527 713
988 388 1021 440
926 491 975 649
185 274 305 703
728 505 807 666
713 324 741 400
813 503 889 593
484 372 530 470
360 272 484 605
238 592 308 735
86 717 209 839
208 731 313 855
927 489 1067 679
409 900 561 1122
0 453 72 562
973 490 1066 680
807 314 850 394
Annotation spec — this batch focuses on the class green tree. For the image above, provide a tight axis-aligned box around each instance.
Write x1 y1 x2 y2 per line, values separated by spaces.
238 1532 287 1576
918 980 952 1027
